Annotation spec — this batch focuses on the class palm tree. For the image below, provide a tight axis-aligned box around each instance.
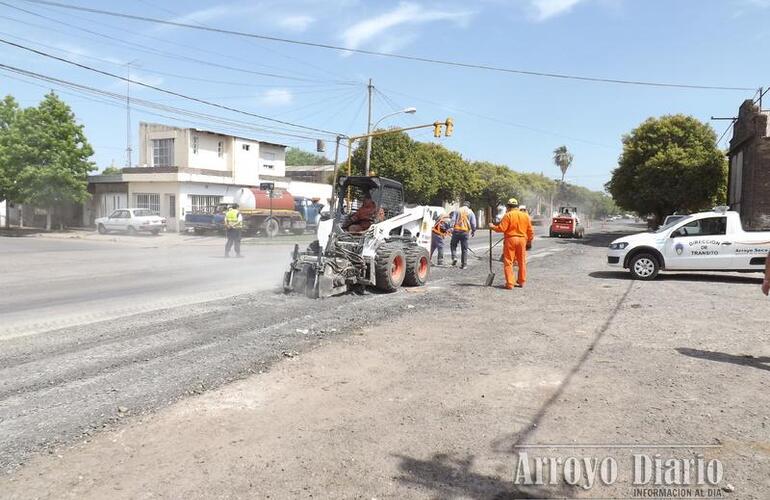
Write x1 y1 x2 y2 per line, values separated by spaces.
553 145 574 183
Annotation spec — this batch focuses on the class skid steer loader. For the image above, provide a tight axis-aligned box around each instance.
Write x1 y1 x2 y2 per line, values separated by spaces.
283 175 442 298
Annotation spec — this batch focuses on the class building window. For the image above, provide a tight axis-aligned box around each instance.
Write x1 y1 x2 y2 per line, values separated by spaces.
192 135 199 154
189 194 223 213
242 144 250 151
262 151 276 161
217 141 224 158
152 138 174 167
134 193 160 214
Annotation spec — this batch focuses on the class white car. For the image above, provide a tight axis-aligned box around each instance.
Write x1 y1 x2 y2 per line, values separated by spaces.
607 207 770 280
96 208 166 235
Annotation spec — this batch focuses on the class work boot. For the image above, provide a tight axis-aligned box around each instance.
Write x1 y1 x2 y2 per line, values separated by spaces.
460 264 467 270
452 258 457 266
437 259 444 266
224 253 230 258
236 254 244 258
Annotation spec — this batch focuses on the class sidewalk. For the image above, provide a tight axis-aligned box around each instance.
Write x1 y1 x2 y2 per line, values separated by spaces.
2 231 768 499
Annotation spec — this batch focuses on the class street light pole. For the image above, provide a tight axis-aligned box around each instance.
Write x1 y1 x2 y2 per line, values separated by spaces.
364 107 417 176
364 78 373 176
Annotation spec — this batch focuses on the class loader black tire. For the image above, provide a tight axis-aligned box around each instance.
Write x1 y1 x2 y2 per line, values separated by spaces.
403 245 430 287
374 244 406 292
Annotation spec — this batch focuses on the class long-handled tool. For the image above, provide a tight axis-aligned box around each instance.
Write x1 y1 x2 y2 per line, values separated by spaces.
485 207 496 286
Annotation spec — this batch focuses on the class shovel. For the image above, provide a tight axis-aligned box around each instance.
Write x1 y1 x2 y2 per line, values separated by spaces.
485 207 496 286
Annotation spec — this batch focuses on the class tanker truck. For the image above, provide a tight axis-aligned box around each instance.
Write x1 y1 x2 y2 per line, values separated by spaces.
233 187 307 237
184 187 306 237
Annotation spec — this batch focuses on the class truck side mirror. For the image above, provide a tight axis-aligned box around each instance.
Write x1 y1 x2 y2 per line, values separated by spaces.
320 212 331 222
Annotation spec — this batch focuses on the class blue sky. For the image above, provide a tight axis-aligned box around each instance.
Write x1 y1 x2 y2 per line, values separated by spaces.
0 0 768 191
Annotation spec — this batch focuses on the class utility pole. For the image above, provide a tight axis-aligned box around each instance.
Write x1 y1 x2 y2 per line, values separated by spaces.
125 60 136 168
329 135 342 221
364 78 373 176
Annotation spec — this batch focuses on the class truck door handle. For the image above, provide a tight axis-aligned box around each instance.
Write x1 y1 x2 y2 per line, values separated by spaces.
721 242 732 246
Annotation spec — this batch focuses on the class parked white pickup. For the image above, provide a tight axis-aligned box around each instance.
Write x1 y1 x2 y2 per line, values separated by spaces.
607 208 770 280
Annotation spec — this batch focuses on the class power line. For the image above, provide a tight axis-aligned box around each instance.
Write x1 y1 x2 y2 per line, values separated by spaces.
0 2 359 86
0 38 342 137
715 85 769 146
131 0 355 85
20 0 757 92
0 23 357 91
2 70 320 151
0 64 331 143
378 86 614 149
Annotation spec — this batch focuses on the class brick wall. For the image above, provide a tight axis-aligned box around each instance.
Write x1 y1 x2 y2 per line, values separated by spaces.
728 100 770 231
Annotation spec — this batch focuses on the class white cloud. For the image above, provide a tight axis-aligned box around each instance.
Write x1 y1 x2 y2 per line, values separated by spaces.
341 2 473 51
167 6 233 26
278 15 316 32
153 4 256 32
376 33 418 54
529 0 585 21
128 71 164 88
258 88 294 106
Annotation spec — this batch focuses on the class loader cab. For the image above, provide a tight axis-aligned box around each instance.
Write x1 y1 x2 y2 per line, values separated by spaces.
335 176 404 232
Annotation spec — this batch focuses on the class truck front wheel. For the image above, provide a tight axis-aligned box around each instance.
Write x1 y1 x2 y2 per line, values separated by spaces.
264 218 280 238
629 253 660 280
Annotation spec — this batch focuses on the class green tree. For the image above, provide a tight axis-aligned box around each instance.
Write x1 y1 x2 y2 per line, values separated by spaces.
471 161 522 208
606 114 727 225
553 145 573 183
344 130 469 205
4 92 95 230
285 147 330 166
0 95 21 226
416 142 480 205
101 165 123 175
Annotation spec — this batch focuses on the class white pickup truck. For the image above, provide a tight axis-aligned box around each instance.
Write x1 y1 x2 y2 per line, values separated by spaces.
607 207 770 280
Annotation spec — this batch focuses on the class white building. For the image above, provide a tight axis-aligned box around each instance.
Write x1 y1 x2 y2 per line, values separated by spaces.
87 123 290 231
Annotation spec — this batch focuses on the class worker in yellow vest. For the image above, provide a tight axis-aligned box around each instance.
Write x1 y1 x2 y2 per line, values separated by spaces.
224 204 244 258
449 201 477 269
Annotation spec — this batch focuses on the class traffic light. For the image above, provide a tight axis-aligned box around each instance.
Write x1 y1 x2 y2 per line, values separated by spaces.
433 121 443 138
444 117 454 137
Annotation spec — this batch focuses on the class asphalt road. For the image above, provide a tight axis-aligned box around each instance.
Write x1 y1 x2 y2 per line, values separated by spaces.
0 233 314 339
0 227 552 339
0 225 562 471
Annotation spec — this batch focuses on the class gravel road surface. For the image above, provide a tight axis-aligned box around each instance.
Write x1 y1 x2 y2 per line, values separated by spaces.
0 228 551 472
3 222 766 499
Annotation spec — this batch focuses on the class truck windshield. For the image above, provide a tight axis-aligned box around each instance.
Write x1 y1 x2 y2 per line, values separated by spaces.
654 217 691 233
133 209 155 217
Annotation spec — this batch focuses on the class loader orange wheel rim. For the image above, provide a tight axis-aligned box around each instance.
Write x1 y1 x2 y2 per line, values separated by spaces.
391 255 405 280
417 256 428 279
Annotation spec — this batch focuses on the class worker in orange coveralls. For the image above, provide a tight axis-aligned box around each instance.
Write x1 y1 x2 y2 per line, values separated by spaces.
489 198 534 289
